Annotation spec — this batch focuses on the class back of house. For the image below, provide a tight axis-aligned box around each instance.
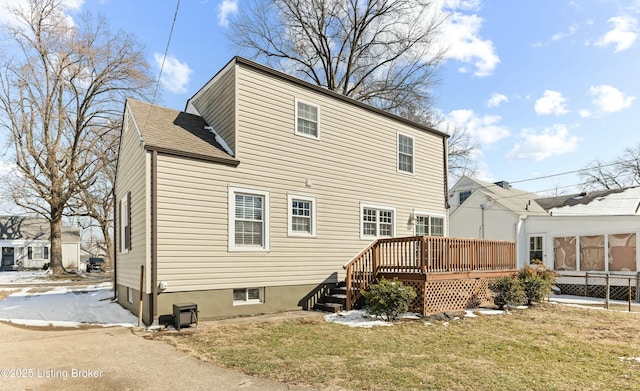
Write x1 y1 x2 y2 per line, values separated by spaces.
114 57 448 325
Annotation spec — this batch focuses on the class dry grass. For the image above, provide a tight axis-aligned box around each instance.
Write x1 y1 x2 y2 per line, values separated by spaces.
156 304 640 390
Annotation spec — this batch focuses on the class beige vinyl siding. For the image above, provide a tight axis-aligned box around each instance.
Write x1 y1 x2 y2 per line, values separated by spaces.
115 106 150 292
154 62 446 292
189 64 236 154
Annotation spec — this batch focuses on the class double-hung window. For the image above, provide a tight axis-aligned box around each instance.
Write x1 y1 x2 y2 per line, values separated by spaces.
414 212 445 236
295 99 320 138
529 236 543 264
229 187 270 251
397 133 414 174
288 194 316 237
27 246 49 260
361 204 395 239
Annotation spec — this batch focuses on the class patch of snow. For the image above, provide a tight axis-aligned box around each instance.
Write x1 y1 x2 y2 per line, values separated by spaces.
324 310 392 328
0 270 54 284
620 357 640 362
204 125 234 155
400 312 422 320
0 282 137 328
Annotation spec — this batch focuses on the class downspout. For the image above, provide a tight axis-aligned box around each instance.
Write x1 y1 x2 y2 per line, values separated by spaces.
515 215 526 268
480 204 485 239
443 137 450 210
113 187 118 300
151 150 158 325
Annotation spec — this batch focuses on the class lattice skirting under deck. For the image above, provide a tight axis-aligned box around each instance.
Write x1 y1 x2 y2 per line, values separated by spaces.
400 277 500 315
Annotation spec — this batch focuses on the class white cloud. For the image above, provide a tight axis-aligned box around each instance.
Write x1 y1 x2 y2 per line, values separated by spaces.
506 125 581 161
487 93 508 108
579 109 592 118
589 85 635 113
218 0 238 28
534 90 568 115
446 109 510 145
443 0 481 11
551 24 578 41
439 7 499 77
595 15 638 52
154 53 193 94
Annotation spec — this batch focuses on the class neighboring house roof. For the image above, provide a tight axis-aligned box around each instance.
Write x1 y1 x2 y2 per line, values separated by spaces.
0 216 80 242
535 187 640 216
126 99 238 166
455 176 548 216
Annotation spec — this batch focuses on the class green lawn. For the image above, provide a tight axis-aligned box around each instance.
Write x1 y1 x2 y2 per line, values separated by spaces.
156 304 640 390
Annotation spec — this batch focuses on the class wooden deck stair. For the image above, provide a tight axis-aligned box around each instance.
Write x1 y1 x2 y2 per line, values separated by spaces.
313 282 353 313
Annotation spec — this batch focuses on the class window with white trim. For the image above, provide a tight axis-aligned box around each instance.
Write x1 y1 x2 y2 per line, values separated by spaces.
233 287 264 305
459 190 472 204
229 187 270 251
529 236 543 264
295 99 320 138
361 204 396 239
415 213 444 236
127 287 134 304
27 246 49 260
397 133 414 174
288 194 317 237
120 192 131 253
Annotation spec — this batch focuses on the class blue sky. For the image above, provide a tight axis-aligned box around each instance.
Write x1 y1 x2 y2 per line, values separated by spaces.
1 0 639 196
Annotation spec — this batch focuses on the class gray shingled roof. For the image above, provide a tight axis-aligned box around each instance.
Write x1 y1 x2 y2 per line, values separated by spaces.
535 187 640 216
0 216 80 242
126 99 237 164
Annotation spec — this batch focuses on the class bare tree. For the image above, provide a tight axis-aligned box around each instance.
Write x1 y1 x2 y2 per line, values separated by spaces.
229 0 445 116
67 125 119 266
441 122 478 183
580 144 640 190
0 0 153 274
230 0 479 174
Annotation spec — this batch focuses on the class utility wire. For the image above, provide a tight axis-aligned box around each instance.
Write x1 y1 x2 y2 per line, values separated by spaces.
141 0 181 132
151 0 181 107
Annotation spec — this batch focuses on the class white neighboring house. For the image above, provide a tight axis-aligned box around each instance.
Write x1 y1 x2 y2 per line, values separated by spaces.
528 187 640 273
0 216 81 271
449 176 640 277
448 176 548 265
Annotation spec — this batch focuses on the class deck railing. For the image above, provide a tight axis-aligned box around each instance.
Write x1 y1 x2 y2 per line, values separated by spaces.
343 236 516 310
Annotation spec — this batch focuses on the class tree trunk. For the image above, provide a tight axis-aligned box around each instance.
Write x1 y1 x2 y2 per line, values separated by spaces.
49 215 64 275
101 220 114 269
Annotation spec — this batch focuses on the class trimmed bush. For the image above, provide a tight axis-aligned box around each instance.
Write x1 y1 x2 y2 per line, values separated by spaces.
489 276 526 309
518 265 557 305
363 278 417 321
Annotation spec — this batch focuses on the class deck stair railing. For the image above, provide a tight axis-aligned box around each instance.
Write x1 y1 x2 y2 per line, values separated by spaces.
343 236 516 310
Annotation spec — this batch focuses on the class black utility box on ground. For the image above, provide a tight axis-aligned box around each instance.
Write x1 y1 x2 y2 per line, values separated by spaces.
173 303 198 330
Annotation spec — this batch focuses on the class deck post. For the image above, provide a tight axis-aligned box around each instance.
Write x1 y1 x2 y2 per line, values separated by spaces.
373 244 380 277
345 265 352 310
420 236 426 274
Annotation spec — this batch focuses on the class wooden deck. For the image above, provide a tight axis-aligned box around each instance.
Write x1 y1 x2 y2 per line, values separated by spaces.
343 236 517 313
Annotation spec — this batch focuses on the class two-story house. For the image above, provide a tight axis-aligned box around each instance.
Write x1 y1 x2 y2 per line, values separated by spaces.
114 57 449 325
